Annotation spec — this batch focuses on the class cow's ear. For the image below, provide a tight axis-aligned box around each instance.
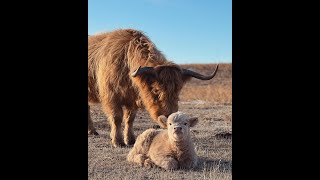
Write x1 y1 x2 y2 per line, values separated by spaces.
131 66 157 85
157 115 167 128
131 66 156 77
188 117 198 127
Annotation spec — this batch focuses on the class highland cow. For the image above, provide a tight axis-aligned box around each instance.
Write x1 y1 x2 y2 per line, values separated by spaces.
88 29 218 147
127 112 198 170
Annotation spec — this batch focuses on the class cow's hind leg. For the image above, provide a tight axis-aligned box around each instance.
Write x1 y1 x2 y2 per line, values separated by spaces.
102 104 125 147
88 105 99 135
123 107 137 146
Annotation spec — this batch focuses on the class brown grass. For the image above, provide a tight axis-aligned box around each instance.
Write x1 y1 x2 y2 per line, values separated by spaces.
180 84 232 104
179 63 232 104
88 63 232 180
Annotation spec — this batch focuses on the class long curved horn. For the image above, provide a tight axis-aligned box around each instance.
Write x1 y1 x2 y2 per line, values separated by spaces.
131 66 155 77
182 64 219 80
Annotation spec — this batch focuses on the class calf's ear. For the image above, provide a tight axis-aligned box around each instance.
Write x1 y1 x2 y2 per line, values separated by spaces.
189 117 198 127
157 115 167 128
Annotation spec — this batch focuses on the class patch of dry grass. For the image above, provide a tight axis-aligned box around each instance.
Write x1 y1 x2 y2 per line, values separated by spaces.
180 84 232 104
179 63 232 104
88 63 232 180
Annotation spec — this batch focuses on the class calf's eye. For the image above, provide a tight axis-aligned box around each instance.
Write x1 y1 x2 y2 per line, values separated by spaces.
184 123 187 125
169 123 172 126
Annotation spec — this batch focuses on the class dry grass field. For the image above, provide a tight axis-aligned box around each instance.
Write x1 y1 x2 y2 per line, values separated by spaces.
88 63 232 180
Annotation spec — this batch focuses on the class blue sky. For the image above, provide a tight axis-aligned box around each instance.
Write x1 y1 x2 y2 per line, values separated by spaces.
88 0 232 64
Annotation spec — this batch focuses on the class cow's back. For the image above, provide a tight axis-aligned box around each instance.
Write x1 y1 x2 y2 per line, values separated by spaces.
88 29 141 104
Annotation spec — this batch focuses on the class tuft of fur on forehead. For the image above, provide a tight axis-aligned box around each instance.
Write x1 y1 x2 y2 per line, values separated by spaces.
158 111 199 129
169 111 189 122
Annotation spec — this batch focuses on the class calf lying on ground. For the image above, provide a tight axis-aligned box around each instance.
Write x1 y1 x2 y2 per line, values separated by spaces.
127 112 198 170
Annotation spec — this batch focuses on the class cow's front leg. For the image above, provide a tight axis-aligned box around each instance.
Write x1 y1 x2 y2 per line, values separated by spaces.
123 107 137 146
108 113 125 147
102 104 125 147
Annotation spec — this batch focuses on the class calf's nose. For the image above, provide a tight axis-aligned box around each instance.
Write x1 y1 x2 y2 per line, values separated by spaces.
173 127 182 131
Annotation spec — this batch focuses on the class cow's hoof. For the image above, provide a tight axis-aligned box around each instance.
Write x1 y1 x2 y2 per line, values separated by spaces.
113 143 126 148
88 130 99 136
111 140 126 148
125 138 136 146
152 125 161 129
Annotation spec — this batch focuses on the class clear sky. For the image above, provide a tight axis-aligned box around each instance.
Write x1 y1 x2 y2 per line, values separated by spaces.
88 0 232 64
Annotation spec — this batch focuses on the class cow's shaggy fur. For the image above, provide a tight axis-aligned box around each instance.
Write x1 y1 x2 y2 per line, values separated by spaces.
88 29 216 147
127 112 198 170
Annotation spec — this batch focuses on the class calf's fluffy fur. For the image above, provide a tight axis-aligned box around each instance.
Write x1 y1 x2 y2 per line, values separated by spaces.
127 112 198 170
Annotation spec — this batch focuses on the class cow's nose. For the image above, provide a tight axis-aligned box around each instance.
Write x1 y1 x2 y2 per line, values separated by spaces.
174 127 182 131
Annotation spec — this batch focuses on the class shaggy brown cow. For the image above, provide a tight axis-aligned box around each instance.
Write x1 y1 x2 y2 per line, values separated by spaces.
88 29 218 147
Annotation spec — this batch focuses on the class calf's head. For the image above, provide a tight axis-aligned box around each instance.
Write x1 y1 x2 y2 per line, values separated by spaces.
131 64 218 128
158 112 198 142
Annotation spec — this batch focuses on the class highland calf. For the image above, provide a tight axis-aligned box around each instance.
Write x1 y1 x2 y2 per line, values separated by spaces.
88 29 218 147
127 112 198 170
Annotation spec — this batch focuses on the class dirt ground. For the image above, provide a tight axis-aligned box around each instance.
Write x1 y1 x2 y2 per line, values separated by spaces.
88 63 232 180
